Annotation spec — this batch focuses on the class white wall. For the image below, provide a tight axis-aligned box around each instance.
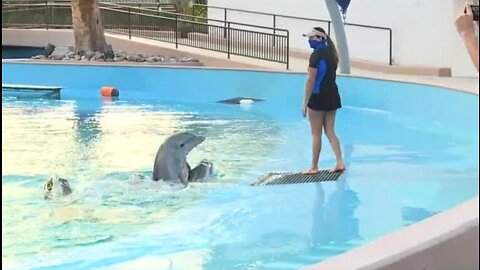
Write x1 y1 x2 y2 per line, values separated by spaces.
208 0 479 77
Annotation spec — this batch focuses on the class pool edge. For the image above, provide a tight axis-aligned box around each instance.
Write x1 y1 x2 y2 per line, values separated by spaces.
2 60 478 96
302 196 479 270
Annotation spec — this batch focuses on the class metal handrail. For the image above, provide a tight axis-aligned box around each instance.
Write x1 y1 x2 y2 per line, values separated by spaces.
2 2 291 69
1 1 288 34
193 3 394 65
100 2 289 34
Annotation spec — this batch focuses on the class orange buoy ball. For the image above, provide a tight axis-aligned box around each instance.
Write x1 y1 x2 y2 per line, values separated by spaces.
100 86 119 97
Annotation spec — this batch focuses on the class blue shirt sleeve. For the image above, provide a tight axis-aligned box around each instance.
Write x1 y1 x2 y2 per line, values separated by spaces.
313 60 327 94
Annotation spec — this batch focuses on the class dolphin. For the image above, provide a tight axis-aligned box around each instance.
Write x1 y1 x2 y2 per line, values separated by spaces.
42 133 213 198
44 176 72 200
188 159 214 182
152 132 214 186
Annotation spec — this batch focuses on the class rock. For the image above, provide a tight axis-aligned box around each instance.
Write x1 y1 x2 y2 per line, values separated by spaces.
49 46 69 60
49 54 64 60
115 51 127 58
37 42 202 65
152 56 164 62
104 44 114 59
126 54 138 62
93 51 105 60
45 43 55 57
32 55 46 59
84 50 95 60
114 56 126 62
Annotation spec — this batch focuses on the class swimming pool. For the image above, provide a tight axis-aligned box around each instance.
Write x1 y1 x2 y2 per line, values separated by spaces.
2 62 479 270
2 46 45 59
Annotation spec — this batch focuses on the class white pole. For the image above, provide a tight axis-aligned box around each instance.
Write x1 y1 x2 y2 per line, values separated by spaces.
324 0 351 74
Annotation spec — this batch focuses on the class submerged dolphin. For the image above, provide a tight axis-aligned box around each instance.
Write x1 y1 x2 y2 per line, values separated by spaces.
44 176 72 200
152 132 214 186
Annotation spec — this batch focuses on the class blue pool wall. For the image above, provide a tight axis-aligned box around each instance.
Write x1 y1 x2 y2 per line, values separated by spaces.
2 62 478 137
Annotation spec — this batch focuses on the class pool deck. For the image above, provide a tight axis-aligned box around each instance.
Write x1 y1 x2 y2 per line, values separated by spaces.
346 68 479 95
3 28 479 95
117 32 480 95
104 32 480 95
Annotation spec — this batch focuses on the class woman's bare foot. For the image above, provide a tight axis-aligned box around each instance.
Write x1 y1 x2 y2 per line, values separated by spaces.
330 163 346 173
303 167 319 174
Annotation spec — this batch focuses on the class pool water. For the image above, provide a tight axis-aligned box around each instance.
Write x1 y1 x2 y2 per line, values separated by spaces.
2 46 45 59
2 64 479 270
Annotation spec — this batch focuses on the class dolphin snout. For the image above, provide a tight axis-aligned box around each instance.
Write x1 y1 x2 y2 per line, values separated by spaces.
196 135 206 144
182 134 205 154
189 135 205 148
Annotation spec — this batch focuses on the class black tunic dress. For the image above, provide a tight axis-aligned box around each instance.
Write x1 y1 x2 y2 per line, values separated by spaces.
307 45 342 112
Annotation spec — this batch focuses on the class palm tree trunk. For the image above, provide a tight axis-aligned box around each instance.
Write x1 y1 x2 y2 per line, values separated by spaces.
71 0 107 53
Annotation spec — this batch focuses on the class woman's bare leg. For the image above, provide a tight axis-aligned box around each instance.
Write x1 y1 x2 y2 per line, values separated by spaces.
304 109 325 174
324 110 346 172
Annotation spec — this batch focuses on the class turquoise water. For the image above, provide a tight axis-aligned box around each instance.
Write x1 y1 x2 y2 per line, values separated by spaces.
2 63 479 269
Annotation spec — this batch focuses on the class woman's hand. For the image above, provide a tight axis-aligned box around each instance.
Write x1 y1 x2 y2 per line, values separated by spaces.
302 103 308 117
455 3 475 38
455 2 480 72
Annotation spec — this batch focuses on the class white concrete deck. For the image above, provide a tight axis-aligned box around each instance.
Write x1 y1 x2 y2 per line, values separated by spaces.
110 31 480 95
3 28 479 95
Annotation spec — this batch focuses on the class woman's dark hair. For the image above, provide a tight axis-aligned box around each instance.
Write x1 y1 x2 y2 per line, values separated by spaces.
314 27 339 64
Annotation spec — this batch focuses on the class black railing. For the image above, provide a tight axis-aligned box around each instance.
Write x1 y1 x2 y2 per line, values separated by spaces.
2 2 290 68
99 3 287 36
193 3 394 65
2 2 72 29
2 0 175 10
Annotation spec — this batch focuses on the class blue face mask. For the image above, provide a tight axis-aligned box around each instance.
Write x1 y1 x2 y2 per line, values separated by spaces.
309 39 326 50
